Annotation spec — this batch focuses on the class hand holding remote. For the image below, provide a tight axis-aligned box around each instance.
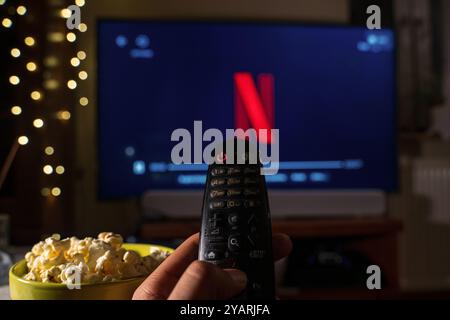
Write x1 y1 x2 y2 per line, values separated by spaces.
133 233 292 300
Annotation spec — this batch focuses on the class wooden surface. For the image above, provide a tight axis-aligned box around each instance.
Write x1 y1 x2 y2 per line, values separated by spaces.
140 217 402 240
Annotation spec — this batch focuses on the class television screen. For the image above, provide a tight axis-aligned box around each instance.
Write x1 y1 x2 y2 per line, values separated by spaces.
98 20 396 199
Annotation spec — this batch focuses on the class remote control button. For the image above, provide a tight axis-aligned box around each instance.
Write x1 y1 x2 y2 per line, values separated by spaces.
211 178 226 187
210 212 227 221
228 235 242 252
245 200 261 208
207 214 226 230
228 213 239 226
227 177 241 185
208 228 222 236
207 236 228 245
244 177 258 185
210 190 226 198
227 189 242 196
227 200 242 208
204 250 224 260
244 167 259 174
211 168 226 176
249 250 266 259
243 188 259 196
228 167 242 175
210 201 226 210
208 220 217 229
208 217 220 229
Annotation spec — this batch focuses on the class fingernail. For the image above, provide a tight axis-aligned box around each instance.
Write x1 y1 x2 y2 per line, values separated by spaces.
226 269 247 286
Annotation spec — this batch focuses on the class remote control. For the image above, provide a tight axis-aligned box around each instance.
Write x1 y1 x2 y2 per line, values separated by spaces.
198 139 275 299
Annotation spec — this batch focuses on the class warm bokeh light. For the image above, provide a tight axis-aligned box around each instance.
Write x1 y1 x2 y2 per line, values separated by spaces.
75 0 85 6
78 71 88 80
44 56 59 67
31 91 42 101
70 57 80 67
55 166 65 175
18 136 29 145
60 8 71 18
41 188 51 197
45 146 55 155
43 165 53 175
33 118 44 128
26 62 37 72
66 32 76 42
79 97 89 106
77 51 87 60
44 79 60 90
11 106 22 115
17 5 27 15
67 80 77 89
2 18 12 28
78 23 88 32
57 110 71 120
24 36 35 46
51 187 61 197
47 32 64 42
11 48 21 58
9 75 20 85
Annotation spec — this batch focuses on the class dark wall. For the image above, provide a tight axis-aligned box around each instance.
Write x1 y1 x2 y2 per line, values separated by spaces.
350 0 394 28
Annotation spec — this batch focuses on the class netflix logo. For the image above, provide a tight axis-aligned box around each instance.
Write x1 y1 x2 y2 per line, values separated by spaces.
169 73 280 175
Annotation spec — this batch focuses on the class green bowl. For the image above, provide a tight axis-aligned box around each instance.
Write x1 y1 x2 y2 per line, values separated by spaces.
9 243 173 300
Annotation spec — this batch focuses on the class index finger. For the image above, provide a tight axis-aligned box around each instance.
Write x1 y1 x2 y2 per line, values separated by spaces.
133 233 200 299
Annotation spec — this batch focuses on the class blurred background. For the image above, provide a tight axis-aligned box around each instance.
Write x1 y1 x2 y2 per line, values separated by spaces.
0 0 449 299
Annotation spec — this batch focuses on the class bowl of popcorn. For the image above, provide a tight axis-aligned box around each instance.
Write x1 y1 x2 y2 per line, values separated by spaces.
9 232 172 300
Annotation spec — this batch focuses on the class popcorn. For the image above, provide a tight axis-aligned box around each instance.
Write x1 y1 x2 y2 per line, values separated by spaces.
23 232 170 285
41 266 62 283
98 232 123 249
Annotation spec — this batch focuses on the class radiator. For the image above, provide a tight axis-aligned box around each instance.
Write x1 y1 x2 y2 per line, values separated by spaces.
412 159 450 225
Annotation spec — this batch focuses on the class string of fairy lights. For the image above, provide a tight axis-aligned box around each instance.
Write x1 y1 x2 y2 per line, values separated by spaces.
1 0 89 198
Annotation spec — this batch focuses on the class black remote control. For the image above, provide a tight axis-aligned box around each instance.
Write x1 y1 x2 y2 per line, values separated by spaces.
198 139 275 299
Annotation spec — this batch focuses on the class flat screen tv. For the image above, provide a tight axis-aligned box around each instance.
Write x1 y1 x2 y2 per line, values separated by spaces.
97 20 396 217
